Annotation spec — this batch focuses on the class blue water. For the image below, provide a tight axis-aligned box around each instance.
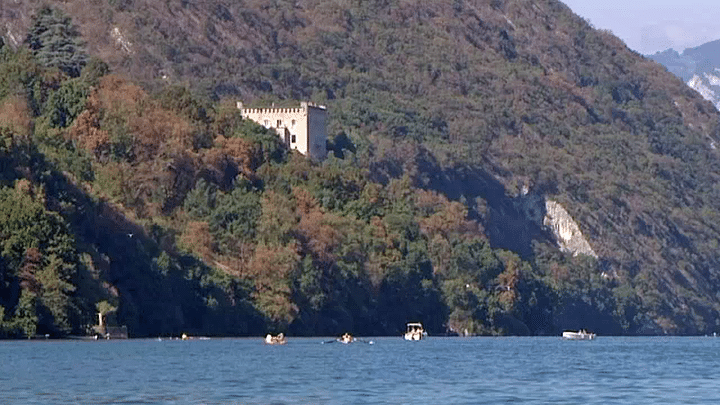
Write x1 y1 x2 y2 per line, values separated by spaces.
1 336 719 404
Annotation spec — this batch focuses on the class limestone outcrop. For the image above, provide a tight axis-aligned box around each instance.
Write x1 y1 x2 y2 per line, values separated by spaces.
543 200 597 258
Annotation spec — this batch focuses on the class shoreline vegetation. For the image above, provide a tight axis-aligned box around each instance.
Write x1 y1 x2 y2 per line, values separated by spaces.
2 1 720 339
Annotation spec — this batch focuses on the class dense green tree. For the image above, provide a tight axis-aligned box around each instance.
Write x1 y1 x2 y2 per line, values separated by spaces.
184 178 217 219
0 47 41 102
43 78 88 128
377 242 444 334
0 305 8 337
155 85 211 125
13 290 38 337
0 185 79 336
26 7 87 77
445 238 504 287
210 186 262 252
79 57 109 87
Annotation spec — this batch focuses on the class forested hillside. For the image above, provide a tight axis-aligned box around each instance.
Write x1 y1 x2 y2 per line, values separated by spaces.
2 0 720 337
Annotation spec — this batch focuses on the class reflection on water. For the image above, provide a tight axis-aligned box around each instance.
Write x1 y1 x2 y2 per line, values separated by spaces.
2 336 720 404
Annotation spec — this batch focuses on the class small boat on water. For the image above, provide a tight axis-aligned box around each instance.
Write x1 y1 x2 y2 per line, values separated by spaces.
265 333 287 345
562 329 596 340
339 333 354 344
404 322 427 341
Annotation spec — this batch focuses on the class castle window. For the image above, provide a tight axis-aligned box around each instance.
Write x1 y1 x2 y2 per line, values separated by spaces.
277 119 282 128
291 135 296 143
291 119 296 127
264 120 269 127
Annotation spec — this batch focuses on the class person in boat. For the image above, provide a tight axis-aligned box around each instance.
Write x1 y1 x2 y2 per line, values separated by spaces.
340 333 353 343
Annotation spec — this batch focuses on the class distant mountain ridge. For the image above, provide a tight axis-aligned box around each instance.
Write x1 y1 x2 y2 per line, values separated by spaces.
648 40 720 110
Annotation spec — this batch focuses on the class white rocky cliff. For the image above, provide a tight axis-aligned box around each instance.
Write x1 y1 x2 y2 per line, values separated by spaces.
543 200 597 258
686 72 720 111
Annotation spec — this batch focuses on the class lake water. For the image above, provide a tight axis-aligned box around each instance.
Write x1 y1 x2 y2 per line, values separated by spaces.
2 336 719 404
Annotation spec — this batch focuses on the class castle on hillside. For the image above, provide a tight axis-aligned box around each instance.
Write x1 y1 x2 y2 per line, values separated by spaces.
237 101 327 161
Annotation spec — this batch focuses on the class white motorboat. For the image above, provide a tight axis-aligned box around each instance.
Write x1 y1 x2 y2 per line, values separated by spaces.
404 322 427 341
265 333 287 345
562 330 596 340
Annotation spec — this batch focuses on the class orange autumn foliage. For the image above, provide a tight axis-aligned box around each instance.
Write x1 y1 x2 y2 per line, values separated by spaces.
292 187 319 215
19 247 42 294
179 221 215 260
246 243 300 325
130 106 194 159
93 75 145 112
496 255 522 309
0 96 33 138
418 191 479 238
292 187 351 263
204 136 258 187
68 74 194 160
68 109 110 155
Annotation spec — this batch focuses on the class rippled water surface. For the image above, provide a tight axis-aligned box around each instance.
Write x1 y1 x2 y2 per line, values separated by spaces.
2 336 720 404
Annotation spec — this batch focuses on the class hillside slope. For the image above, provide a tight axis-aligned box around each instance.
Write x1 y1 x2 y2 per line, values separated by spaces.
2 0 720 335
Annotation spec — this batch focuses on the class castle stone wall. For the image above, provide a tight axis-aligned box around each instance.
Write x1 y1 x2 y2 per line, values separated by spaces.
307 104 327 160
237 101 327 160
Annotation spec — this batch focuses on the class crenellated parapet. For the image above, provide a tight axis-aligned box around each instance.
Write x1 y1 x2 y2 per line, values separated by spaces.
236 102 326 115
238 107 306 115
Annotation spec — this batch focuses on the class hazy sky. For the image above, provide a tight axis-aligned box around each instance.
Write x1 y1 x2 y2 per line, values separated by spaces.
561 0 720 54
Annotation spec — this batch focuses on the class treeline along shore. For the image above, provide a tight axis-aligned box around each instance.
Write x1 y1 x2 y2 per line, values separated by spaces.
2 1 720 338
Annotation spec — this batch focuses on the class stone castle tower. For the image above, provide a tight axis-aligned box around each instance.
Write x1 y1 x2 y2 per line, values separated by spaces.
237 101 327 160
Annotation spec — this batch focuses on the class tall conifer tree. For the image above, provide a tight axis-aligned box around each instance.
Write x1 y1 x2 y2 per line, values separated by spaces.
26 7 87 77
